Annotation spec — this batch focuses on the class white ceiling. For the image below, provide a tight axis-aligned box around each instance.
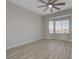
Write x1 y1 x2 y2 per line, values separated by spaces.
8 0 72 16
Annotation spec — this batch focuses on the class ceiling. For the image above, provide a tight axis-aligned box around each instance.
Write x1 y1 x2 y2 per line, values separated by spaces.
8 0 72 16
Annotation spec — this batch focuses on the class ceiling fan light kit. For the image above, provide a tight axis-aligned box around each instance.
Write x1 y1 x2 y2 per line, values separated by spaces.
37 0 65 13
48 5 52 8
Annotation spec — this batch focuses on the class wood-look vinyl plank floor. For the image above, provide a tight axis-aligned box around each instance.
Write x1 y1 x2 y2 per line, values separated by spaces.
6 39 72 59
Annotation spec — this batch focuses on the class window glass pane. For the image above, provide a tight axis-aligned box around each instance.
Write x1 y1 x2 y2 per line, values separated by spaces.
62 20 69 33
55 21 62 33
49 21 54 34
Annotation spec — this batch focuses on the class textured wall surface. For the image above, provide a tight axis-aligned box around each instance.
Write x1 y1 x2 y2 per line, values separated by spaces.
6 1 43 49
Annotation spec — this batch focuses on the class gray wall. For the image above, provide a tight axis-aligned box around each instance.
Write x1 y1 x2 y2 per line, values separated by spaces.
6 1 43 49
6 1 72 49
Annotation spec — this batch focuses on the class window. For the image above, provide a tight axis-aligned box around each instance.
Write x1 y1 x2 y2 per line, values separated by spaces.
62 20 69 33
55 21 62 33
49 21 54 34
49 20 69 34
55 20 69 34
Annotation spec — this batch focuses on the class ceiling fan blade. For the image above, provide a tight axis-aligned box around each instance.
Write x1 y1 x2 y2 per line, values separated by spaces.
38 0 48 4
54 2 65 5
43 7 48 12
53 6 60 10
48 0 52 2
51 0 58 4
37 5 47 8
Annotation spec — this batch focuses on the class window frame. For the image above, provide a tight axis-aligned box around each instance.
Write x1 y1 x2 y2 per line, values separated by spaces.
48 21 54 34
48 19 70 34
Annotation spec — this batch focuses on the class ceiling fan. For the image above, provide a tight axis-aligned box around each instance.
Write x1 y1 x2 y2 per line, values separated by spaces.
37 0 65 12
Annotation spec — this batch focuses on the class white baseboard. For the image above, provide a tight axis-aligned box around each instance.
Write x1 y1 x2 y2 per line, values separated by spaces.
7 39 42 50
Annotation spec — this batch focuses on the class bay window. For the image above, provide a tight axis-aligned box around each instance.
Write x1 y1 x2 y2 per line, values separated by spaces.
49 20 69 34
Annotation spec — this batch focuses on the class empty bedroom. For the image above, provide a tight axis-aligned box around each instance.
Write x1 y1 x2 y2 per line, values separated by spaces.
6 0 72 59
